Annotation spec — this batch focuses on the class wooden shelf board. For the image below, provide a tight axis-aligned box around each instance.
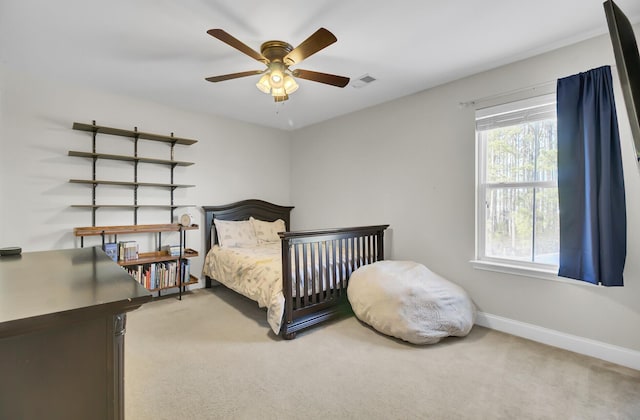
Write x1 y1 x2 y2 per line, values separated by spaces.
183 248 199 258
68 150 194 166
69 179 195 188
71 204 195 210
73 122 198 145
118 250 199 265
148 276 198 292
183 275 199 285
118 251 178 266
74 223 199 237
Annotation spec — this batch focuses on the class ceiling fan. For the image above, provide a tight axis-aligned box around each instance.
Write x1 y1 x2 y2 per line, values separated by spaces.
205 28 350 102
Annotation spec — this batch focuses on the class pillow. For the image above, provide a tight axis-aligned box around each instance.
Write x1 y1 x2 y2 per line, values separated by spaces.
250 217 286 244
213 219 258 248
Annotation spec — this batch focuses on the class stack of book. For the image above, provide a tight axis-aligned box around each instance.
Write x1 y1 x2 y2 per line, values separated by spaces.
165 245 181 257
119 241 139 261
123 259 191 291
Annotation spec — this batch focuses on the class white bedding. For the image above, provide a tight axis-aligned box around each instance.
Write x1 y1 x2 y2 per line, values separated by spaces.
203 243 285 333
203 242 369 334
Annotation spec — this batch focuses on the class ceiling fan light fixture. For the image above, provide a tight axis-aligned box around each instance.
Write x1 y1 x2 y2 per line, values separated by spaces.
256 73 271 93
256 65 298 101
283 75 299 94
268 62 285 88
271 86 286 97
270 72 282 84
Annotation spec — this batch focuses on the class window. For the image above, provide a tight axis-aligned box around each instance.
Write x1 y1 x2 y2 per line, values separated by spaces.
475 94 559 273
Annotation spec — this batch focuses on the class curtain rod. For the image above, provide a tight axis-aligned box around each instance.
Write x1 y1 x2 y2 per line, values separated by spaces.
459 64 618 109
458 80 556 109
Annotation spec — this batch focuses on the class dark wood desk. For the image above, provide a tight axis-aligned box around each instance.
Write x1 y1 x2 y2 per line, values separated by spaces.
0 247 152 420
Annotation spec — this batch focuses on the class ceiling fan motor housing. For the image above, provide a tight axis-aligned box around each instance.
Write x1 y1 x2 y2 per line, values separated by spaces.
260 41 294 63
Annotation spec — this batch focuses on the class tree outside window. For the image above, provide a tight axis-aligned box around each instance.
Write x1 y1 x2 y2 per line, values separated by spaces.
476 96 559 268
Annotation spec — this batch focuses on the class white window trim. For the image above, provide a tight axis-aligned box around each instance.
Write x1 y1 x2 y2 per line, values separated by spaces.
471 258 557 279
474 93 560 276
469 259 601 288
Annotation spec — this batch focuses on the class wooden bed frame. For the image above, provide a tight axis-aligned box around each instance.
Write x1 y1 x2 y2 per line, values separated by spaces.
202 199 389 339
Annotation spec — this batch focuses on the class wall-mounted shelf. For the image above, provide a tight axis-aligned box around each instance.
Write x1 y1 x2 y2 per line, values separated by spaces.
70 204 195 210
69 179 195 188
72 122 197 145
67 151 194 166
69 121 197 226
74 223 198 237
75 223 199 299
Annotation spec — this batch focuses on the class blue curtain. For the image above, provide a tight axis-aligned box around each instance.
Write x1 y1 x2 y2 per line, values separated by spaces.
556 65 626 286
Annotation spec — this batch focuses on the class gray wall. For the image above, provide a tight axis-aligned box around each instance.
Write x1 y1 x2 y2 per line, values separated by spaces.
290 32 640 353
0 66 292 284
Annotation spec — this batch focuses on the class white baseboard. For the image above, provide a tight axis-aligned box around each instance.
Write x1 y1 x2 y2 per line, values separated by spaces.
475 312 640 371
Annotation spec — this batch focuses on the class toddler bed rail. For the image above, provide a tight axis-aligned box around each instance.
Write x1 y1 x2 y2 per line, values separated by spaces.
280 225 388 338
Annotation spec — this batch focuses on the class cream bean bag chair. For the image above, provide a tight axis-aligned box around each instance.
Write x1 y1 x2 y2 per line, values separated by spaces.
347 261 475 344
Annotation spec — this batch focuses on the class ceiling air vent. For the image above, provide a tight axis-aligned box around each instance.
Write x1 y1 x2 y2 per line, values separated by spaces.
352 74 377 88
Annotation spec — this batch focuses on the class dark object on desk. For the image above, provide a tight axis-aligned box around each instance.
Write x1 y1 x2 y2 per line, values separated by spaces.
0 247 152 420
0 246 21 256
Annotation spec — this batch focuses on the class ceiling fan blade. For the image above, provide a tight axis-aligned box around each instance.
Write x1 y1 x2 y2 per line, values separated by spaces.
284 28 337 65
207 29 267 64
205 70 264 82
291 69 350 88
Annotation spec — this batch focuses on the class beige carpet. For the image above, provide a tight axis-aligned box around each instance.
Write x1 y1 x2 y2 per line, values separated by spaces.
125 288 640 420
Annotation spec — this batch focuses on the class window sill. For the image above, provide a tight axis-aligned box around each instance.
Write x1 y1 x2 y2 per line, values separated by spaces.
469 259 600 287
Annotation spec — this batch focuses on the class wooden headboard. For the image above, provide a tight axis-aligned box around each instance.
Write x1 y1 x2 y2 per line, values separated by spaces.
202 199 294 252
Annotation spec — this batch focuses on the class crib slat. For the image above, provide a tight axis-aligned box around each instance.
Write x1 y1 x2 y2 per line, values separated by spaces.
357 237 361 269
313 242 324 303
358 236 363 269
353 236 359 273
294 244 301 309
316 242 323 303
365 235 371 264
344 238 350 291
364 236 368 265
371 234 375 263
323 241 330 301
310 243 317 304
302 243 309 306
337 238 344 295
349 238 354 280
317 242 325 303
331 240 340 296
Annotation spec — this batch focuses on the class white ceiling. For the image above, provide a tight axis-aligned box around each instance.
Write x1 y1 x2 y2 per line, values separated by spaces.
1 0 639 131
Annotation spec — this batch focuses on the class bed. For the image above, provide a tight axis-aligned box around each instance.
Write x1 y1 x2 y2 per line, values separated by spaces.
202 199 389 339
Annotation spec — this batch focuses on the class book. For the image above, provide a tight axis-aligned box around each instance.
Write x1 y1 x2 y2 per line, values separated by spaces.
102 242 118 262
181 259 191 284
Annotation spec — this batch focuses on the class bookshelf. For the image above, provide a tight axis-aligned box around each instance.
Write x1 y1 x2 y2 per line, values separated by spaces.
74 223 199 299
69 121 197 226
